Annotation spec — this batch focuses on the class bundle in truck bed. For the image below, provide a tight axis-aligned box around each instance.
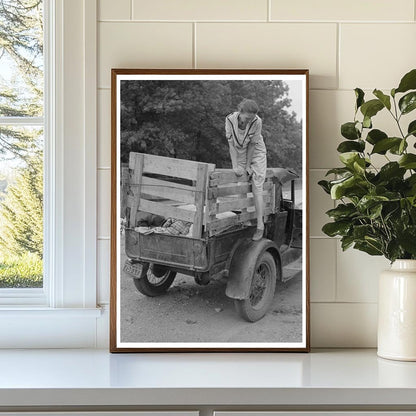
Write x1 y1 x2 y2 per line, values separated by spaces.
123 152 294 239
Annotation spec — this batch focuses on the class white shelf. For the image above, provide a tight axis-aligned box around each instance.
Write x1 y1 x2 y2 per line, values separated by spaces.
0 348 415 408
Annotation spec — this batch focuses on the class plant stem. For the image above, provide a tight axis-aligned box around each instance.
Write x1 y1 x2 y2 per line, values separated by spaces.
390 97 406 139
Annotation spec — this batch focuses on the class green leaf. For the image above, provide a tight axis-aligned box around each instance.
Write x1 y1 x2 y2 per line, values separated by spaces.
326 203 356 219
360 99 384 119
366 129 387 145
353 158 366 174
354 241 383 256
352 224 373 240
407 120 416 137
398 227 416 255
371 137 402 154
355 88 365 110
390 139 408 155
398 91 416 115
386 239 402 263
341 122 360 140
325 167 352 176
341 235 355 251
357 195 389 211
339 151 360 166
318 180 331 194
362 115 372 129
395 69 416 94
373 89 391 110
376 162 406 182
369 203 383 219
399 154 416 169
330 175 362 200
322 221 351 237
337 140 365 153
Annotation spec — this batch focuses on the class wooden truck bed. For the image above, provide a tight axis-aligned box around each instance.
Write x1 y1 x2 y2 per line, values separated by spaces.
123 152 291 240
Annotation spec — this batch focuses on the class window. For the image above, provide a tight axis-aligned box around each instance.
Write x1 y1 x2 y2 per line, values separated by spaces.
0 0 101 348
0 0 46 299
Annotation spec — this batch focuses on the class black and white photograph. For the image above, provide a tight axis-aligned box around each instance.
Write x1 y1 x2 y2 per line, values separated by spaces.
110 69 309 352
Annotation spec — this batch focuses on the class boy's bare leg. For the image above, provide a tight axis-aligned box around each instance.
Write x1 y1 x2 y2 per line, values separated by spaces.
252 190 264 241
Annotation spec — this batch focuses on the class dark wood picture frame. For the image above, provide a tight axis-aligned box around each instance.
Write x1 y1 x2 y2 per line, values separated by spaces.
110 69 310 352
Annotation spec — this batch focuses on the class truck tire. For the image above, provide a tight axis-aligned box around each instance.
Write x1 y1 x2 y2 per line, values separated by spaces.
133 263 176 297
234 251 277 322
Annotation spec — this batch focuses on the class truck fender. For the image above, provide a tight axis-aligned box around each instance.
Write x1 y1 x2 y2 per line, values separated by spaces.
225 238 282 300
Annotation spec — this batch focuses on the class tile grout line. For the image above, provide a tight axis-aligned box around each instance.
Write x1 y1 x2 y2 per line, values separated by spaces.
97 87 386 92
267 0 271 22
130 0 133 20
309 236 338 239
97 19 415 24
334 229 338 302
98 167 335 171
311 301 378 305
336 22 340 90
192 22 197 68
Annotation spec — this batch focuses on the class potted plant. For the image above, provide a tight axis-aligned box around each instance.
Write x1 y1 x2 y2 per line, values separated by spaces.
319 68 416 361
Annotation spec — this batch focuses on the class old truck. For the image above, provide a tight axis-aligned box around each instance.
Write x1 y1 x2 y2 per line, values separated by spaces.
122 152 303 322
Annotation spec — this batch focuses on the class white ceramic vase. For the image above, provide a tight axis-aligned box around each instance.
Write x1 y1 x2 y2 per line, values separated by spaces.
378 259 416 361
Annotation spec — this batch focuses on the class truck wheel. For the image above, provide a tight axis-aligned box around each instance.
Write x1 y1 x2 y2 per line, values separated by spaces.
234 251 277 322
133 263 177 297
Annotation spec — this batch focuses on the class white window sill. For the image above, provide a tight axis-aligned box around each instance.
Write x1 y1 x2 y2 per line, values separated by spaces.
0 306 102 316
0 349 415 409
0 307 104 348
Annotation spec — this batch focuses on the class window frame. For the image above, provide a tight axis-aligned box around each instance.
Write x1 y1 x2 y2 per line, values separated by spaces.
0 1 49 305
0 0 101 348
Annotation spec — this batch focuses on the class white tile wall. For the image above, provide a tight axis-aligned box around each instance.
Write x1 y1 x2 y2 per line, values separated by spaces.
132 0 268 21
311 303 378 347
339 24 416 90
98 89 111 168
196 23 338 89
98 22 193 88
270 0 415 22
99 0 131 21
336 246 390 303
97 239 110 304
97 169 111 238
96 0 416 347
310 239 336 302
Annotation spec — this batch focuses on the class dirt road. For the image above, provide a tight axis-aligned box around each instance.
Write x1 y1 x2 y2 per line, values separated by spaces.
119 239 303 344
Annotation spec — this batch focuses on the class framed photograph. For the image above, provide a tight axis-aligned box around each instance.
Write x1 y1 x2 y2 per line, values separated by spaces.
110 69 310 352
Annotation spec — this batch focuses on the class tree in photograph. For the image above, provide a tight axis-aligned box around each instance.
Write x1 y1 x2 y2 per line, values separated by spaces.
120 79 303 174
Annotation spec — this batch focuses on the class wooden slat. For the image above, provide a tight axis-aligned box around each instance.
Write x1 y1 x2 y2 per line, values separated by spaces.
127 194 189 208
206 207 273 236
209 167 296 186
210 170 251 186
270 180 276 213
215 180 272 198
142 175 195 191
140 176 196 204
120 167 129 218
127 153 144 228
132 152 215 181
214 194 271 215
192 163 209 238
274 182 282 212
139 199 195 223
